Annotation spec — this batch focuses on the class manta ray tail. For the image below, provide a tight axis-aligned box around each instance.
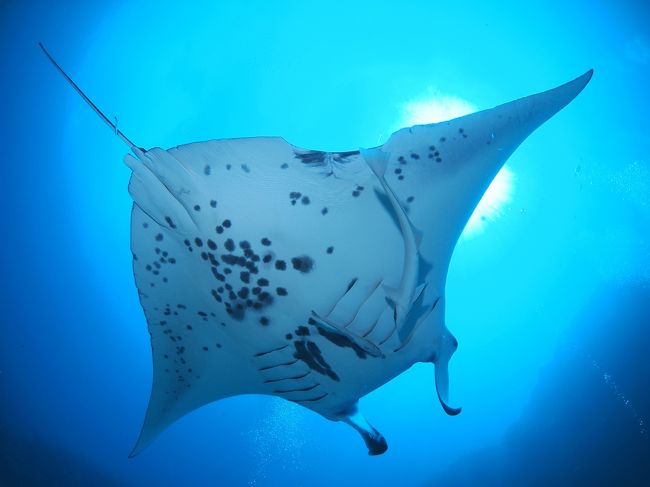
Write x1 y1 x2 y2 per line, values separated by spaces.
38 42 144 156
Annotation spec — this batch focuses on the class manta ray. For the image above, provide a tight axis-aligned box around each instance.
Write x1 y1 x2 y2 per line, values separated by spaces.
40 43 592 456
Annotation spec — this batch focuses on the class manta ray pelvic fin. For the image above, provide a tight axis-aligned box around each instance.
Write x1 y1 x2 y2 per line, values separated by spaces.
337 402 388 456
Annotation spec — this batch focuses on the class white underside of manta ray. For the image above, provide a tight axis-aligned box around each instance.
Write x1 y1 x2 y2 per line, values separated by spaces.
40 43 592 457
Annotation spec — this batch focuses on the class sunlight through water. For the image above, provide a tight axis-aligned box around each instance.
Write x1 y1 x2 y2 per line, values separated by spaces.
395 89 515 238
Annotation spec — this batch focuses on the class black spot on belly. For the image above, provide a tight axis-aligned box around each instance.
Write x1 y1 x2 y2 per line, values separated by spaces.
296 326 310 336
261 237 272 246
241 164 250 173
204 165 211 175
301 196 310 205
193 204 201 211
195 238 203 247
276 287 287 296
223 219 232 228
155 233 164 242
291 256 313 273
225 239 235 251
321 207 328 215
240 240 250 250
226 302 245 320
258 291 273 304
210 200 217 208
317 327 368 359
262 253 273 263
281 163 289 169
240 271 250 283
326 246 334 254
207 239 217 250
410 153 420 160
275 260 286 270
406 196 414 203
257 278 269 287
216 225 224 234
222 254 238 265
293 341 339 381
164 216 177 229
211 267 225 281
259 316 270 326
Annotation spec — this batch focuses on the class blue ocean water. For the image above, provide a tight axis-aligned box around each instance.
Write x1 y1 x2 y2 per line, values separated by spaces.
1 1 649 485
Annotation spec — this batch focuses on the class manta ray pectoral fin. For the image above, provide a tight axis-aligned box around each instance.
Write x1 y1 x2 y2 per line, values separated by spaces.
433 332 462 416
310 311 384 358
338 403 388 456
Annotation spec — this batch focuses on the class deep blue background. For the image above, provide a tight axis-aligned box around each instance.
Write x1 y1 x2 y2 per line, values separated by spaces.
1 1 649 485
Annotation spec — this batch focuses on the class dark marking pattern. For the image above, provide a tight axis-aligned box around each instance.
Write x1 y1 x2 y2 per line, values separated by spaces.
294 150 326 165
293 340 340 381
317 327 368 359
291 255 314 273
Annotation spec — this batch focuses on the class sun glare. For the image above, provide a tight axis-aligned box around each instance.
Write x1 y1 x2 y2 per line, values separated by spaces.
395 89 515 238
